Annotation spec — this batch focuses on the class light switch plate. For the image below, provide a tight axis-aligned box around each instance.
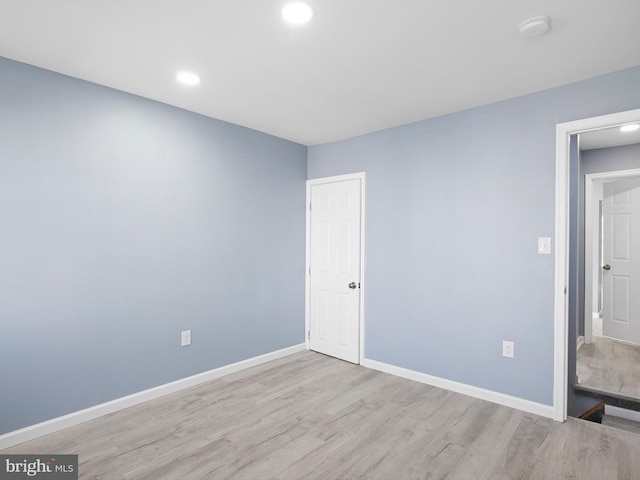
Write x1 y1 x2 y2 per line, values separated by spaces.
181 330 191 347
538 237 551 255
502 340 515 358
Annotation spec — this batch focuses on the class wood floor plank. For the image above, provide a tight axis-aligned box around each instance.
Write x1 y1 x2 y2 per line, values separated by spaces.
4 351 640 479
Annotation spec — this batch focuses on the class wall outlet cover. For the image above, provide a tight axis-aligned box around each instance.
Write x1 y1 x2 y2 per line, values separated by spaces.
502 340 514 358
181 330 192 347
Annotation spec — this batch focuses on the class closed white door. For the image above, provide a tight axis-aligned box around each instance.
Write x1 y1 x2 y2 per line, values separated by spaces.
308 177 362 364
602 178 640 344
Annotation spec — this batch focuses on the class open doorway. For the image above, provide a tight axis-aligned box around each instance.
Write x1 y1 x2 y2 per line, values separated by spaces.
554 108 640 422
578 164 640 401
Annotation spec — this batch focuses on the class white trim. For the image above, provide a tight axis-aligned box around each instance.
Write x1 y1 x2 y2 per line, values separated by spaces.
554 122 570 422
577 336 585 350
555 108 640 423
0 343 306 450
584 169 640 347
606 405 640 423
305 172 366 364
359 177 366 364
363 358 555 419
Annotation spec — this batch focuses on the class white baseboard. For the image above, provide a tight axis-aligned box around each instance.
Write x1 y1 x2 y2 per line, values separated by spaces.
605 405 640 422
0 343 306 450
362 358 555 420
577 336 585 350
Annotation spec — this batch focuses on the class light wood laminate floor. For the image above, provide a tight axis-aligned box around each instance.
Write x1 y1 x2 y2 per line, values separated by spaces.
577 333 640 400
3 351 640 479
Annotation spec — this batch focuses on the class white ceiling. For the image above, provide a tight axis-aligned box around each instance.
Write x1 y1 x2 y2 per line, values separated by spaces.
1 1 640 146
580 125 640 151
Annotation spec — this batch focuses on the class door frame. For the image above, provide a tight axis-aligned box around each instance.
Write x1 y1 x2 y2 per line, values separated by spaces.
555 108 640 421
584 169 640 344
305 172 366 364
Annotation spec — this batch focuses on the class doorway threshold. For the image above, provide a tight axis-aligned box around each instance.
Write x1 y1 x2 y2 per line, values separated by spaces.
574 384 640 412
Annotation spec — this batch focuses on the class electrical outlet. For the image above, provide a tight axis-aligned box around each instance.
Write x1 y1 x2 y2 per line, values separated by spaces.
502 340 514 358
181 330 191 347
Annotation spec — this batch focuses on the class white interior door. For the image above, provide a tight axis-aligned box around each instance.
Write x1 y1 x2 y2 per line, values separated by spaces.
308 177 362 364
602 178 640 344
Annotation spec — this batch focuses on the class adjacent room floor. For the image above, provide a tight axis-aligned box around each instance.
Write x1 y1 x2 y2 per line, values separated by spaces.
577 318 640 400
3 351 640 479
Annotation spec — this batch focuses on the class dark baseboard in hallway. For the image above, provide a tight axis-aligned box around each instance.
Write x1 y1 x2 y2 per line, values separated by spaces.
574 384 640 412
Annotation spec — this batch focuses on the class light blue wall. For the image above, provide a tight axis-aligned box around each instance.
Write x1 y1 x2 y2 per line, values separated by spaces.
0 57 307 435
308 66 640 407
581 143 640 174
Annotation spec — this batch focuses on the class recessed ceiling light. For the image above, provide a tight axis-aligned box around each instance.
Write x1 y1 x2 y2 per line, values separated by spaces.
620 124 640 133
176 71 202 86
518 16 551 38
282 2 314 25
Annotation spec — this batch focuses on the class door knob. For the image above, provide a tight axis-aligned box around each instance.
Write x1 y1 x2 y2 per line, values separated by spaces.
603 264 611 271
348 282 357 289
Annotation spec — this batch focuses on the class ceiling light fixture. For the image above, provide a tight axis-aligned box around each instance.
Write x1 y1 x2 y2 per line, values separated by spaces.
518 16 551 38
620 124 640 133
176 71 202 86
282 2 314 25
